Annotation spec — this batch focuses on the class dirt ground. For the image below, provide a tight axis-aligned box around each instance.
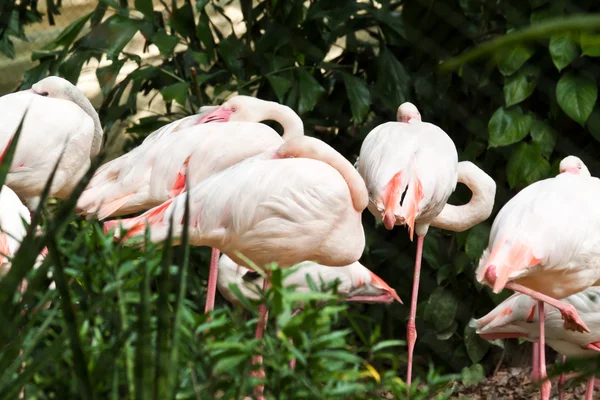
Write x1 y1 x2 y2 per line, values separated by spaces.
450 367 599 399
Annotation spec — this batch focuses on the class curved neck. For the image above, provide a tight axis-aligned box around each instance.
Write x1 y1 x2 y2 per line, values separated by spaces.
66 88 103 157
430 161 496 232
263 103 304 141
274 136 368 211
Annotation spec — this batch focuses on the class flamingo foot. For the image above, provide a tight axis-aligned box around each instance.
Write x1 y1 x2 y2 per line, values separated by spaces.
561 305 590 333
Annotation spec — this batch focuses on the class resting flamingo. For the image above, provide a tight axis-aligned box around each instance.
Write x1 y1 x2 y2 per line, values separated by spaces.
474 287 600 400
78 95 303 313
0 76 102 209
356 102 496 388
217 254 402 307
105 134 368 326
475 155 600 400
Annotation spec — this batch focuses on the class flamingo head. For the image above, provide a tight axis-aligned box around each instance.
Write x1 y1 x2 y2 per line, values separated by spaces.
396 102 421 123
196 95 266 124
30 76 77 101
559 155 590 177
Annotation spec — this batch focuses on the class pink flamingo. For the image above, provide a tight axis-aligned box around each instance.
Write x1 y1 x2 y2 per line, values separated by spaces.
356 102 496 388
79 95 303 313
0 77 102 210
105 136 368 399
474 286 600 400
217 253 402 306
475 155 598 400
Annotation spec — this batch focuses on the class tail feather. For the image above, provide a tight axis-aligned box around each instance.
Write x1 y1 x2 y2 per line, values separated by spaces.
477 236 541 293
402 169 423 241
95 193 135 220
104 199 173 240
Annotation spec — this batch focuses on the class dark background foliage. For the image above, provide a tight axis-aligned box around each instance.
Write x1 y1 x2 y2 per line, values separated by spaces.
3 0 600 397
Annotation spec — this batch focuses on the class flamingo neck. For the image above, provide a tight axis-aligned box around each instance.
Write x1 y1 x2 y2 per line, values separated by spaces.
430 161 496 232
274 137 368 211
263 104 304 141
65 87 103 157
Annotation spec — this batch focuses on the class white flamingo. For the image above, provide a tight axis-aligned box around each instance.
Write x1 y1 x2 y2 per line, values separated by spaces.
0 76 102 208
356 102 496 387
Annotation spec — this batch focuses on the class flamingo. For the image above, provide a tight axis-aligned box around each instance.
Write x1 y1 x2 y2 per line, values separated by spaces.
356 102 496 388
78 95 303 313
217 253 402 307
475 155 600 400
474 287 600 400
0 76 102 209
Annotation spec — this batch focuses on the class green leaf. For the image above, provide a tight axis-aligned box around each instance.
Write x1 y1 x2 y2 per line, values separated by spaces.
342 73 371 124
464 325 490 364
213 354 248 375
217 36 245 78
530 120 557 157
580 31 600 57
135 0 154 20
503 64 540 106
506 142 551 189
376 47 409 110
97 59 126 98
496 45 535 76
549 32 579 71
488 106 533 148
77 15 143 59
587 107 600 142
43 12 92 51
150 30 179 55
461 363 485 387
556 71 598 126
465 223 490 260
424 288 458 332
161 82 190 105
267 75 293 103
297 69 325 115
370 340 405 353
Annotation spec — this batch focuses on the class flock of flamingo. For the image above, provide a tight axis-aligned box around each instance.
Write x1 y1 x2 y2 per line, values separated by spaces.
0 75 599 399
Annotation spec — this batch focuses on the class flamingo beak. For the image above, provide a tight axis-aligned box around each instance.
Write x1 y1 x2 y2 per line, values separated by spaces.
563 167 580 175
369 271 402 304
196 106 233 124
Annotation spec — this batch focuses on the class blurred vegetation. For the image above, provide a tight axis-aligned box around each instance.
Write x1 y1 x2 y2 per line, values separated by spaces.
3 0 600 397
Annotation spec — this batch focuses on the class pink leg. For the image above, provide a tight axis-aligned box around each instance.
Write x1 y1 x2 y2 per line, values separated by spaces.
204 248 220 313
495 278 590 333
538 301 551 400
558 355 566 400
252 273 269 400
406 234 424 393
532 342 539 382
585 375 595 400
289 309 301 370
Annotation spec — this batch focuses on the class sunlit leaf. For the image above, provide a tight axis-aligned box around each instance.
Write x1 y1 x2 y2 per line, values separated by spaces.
496 45 535 76
581 31 600 57
161 82 190 106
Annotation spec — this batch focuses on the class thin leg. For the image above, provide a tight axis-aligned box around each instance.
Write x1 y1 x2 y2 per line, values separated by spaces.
500 280 590 333
406 234 424 394
532 342 539 383
585 375 595 400
289 309 301 370
558 355 566 400
538 301 551 400
204 248 220 313
252 273 269 400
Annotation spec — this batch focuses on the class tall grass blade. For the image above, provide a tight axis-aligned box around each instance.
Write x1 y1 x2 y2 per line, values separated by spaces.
169 190 190 399
134 224 153 400
0 106 26 187
154 213 174 400
47 237 95 400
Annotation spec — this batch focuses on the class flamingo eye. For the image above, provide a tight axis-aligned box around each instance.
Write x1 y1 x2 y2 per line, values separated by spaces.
40 91 49 97
231 106 237 112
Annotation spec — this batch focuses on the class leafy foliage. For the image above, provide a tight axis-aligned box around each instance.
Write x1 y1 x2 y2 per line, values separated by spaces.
5 0 600 394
